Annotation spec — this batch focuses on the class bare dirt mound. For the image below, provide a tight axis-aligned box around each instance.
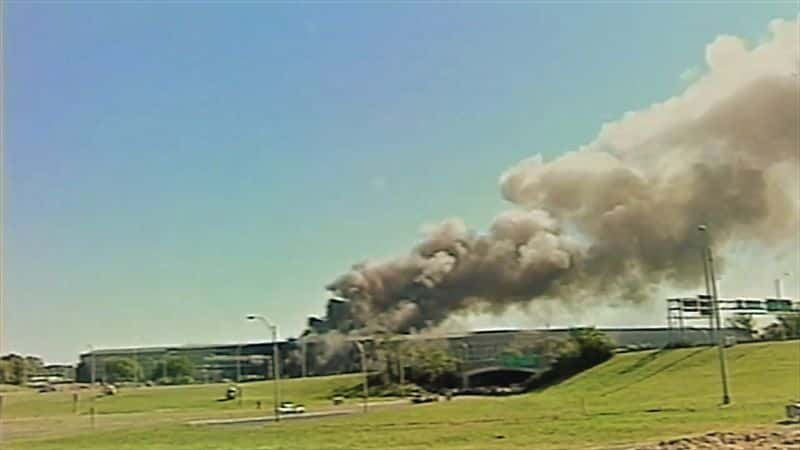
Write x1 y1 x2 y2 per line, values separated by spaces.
632 430 800 450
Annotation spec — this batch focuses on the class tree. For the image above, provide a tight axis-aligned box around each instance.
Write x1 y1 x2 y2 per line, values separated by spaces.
25 356 45 375
0 354 28 385
370 332 407 385
762 322 786 340
404 342 458 387
503 333 566 368
763 313 800 340
168 356 194 378
777 313 800 338
568 327 615 365
104 358 142 383
151 356 195 383
0 360 10 384
0 354 50 385
524 328 615 391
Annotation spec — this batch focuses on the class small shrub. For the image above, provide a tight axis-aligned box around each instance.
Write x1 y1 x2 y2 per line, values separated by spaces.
174 375 195 385
524 328 614 391
663 340 694 349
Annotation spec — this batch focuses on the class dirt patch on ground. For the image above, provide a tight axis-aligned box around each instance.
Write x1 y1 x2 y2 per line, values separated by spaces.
632 430 800 450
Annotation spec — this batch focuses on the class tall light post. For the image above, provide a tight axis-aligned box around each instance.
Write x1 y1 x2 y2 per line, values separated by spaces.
235 345 243 407
236 345 242 384
700 242 714 342
161 350 170 382
698 224 732 405
460 342 470 389
396 340 405 388
88 345 96 388
301 338 308 378
87 345 96 429
247 314 281 422
775 272 791 298
354 340 368 413
133 344 140 385
161 349 177 383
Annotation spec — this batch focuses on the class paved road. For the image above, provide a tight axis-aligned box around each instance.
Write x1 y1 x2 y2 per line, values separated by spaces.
187 409 354 426
186 399 427 427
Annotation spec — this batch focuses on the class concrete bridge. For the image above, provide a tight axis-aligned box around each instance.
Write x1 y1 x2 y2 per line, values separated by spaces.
459 358 544 387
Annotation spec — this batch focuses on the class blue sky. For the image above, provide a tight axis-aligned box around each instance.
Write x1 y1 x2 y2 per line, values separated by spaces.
5 2 797 362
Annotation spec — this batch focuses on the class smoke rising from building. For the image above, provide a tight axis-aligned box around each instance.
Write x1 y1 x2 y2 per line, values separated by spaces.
326 19 800 333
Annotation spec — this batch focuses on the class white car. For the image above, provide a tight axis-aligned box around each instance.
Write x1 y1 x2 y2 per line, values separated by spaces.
277 401 306 414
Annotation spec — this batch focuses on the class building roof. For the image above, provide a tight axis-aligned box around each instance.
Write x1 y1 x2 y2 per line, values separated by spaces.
81 340 289 357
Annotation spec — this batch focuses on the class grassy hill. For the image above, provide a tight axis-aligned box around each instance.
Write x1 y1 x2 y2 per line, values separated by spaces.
1 373 364 418
4 340 799 450
0 384 27 393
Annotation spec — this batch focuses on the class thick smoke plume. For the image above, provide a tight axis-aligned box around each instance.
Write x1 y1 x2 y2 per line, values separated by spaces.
327 19 800 332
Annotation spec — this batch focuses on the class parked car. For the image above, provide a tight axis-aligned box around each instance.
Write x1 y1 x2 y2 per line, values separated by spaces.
787 402 800 421
410 392 439 404
37 385 57 393
277 401 306 414
225 385 239 400
489 386 513 395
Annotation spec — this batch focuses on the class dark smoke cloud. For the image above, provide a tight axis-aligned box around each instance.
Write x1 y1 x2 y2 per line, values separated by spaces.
327 19 800 332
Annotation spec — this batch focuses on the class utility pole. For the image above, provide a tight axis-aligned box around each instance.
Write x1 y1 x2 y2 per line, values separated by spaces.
699 225 732 405
88 345 96 429
236 345 242 384
701 248 714 343
301 338 307 378
246 314 281 422
354 340 368 413
460 342 470 389
236 345 243 407
133 346 140 384
0 0 5 364
272 327 280 422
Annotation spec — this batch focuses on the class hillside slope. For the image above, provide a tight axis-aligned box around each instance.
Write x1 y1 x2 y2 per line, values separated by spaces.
7 340 800 450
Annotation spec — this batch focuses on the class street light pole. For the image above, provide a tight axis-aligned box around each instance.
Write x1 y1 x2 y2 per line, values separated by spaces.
460 342 470 389
247 314 281 422
700 245 715 342
271 326 280 421
301 338 307 378
133 346 138 384
89 346 96 388
88 345 96 429
236 345 242 384
354 340 368 413
698 225 732 405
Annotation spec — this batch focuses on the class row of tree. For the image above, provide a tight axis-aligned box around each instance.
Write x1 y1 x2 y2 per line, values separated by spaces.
99 356 195 384
1 353 200 386
364 333 458 389
344 327 615 393
0 354 45 385
521 328 615 390
726 312 800 340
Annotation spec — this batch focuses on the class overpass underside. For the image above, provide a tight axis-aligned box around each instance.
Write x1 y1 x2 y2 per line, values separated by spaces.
463 366 540 387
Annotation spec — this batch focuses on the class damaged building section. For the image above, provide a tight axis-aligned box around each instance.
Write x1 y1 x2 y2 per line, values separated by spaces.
306 297 354 334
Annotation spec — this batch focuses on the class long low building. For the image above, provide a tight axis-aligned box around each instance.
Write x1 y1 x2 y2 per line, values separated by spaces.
77 340 298 384
77 326 753 384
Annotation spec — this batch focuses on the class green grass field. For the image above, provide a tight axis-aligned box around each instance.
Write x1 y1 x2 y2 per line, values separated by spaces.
1 373 364 418
0 384 25 393
3 340 798 450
